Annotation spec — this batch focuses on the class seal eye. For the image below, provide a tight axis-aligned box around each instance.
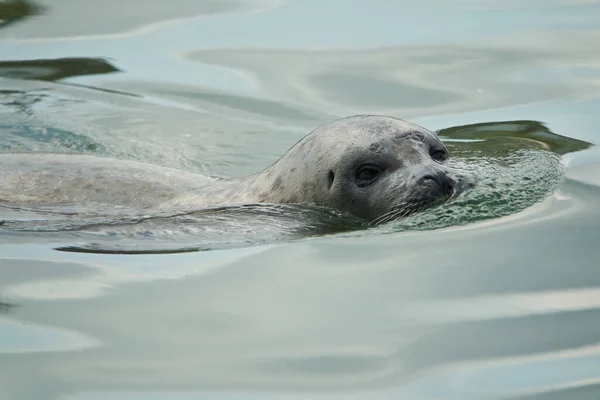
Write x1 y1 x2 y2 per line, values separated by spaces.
355 165 382 187
430 149 447 162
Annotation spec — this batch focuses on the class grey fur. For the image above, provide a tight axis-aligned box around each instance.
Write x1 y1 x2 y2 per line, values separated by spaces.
0 115 468 222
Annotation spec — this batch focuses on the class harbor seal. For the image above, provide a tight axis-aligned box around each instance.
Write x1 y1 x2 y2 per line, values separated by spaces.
0 115 469 224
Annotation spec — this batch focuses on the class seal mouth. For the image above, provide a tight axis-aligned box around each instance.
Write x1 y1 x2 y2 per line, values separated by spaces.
370 175 472 226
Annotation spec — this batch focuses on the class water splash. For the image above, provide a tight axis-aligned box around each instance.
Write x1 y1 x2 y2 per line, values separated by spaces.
380 149 563 233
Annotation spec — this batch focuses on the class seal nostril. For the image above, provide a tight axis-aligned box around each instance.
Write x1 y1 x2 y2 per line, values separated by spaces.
328 170 335 189
421 174 440 185
419 172 455 196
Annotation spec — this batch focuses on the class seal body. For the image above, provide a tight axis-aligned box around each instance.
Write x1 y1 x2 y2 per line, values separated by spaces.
0 115 468 223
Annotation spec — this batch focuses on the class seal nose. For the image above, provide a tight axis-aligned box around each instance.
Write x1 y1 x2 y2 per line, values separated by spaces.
418 168 455 196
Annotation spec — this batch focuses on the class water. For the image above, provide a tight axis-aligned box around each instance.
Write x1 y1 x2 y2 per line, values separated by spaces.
1 1 600 399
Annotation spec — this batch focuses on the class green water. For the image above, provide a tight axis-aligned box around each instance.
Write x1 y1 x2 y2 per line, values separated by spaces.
1 1 600 399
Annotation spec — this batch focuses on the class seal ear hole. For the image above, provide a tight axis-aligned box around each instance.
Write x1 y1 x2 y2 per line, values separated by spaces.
328 170 335 189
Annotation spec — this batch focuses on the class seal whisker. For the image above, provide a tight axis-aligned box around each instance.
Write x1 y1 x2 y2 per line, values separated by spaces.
370 197 436 226
371 204 412 226
370 209 398 226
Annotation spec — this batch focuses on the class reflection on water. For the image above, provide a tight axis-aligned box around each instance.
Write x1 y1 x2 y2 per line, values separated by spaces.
0 120 104 152
0 317 100 354
0 300 15 313
1 187 599 398
0 0 41 30
185 29 600 118
1 0 282 39
310 72 461 109
159 89 322 122
0 57 120 82
438 120 592 156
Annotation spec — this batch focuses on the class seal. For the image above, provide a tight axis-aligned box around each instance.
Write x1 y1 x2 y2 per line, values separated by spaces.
0 115 468 224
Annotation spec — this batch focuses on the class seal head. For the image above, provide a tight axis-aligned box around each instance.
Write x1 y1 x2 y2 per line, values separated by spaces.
246 115 469 223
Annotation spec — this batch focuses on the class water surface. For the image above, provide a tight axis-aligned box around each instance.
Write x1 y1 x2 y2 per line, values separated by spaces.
1 1 600 399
